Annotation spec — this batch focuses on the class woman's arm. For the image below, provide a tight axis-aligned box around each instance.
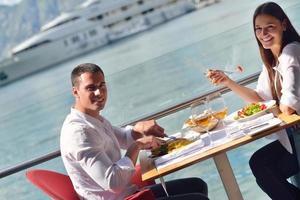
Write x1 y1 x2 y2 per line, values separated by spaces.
207 69 263 103
278 43 300 115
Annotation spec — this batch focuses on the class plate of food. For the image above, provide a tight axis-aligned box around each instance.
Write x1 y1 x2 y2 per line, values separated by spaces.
182 113 219 133
227 100 276 122
150 138 193 158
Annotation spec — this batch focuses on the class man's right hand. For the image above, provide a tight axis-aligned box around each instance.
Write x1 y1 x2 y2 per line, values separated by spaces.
125 136 165 164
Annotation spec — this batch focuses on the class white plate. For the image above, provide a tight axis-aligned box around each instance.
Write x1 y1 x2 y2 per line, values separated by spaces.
226 100 276 122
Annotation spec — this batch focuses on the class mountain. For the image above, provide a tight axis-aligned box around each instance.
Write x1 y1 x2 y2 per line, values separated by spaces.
0 0 82 59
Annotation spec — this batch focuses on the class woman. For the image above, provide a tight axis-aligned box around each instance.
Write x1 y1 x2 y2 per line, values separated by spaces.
207 2 300 199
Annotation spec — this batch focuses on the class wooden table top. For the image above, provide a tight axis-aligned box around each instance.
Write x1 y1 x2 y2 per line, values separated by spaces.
140 113 300 181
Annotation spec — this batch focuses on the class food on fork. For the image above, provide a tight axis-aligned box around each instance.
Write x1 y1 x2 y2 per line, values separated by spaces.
236 65 244 73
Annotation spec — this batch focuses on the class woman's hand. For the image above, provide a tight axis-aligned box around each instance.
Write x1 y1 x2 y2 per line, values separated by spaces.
279 104 296 115
135 136 165 150
206 69 231 86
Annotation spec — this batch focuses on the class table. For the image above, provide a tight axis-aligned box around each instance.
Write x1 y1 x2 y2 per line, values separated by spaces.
140 113 300 200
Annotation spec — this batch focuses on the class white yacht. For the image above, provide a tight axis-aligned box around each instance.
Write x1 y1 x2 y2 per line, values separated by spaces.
0 0 217 86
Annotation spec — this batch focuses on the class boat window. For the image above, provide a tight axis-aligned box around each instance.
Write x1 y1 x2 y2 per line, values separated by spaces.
0 71 8 81
13 40 51 55
125 16 132 21
142 8 154 15
104 23 114 28
89 29 98 36
121 6 128 11
89 14 103 21
72 35 80 43
64 40 68 47
42 17 80 31
137 0 144 5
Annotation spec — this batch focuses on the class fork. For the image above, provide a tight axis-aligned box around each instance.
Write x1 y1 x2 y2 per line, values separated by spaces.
221 70 237 75
165 135 177 141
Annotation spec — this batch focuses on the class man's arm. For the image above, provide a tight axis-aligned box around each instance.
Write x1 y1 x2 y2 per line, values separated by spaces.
70 126 137 193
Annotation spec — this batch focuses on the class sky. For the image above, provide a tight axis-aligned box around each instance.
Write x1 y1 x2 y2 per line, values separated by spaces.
0 0 22 6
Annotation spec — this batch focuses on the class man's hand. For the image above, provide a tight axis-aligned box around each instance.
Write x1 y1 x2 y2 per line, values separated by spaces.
132 120 165 139
125 136 165 164
136 136 165 150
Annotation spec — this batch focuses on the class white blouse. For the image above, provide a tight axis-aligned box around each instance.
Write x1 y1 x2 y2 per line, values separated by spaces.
60 108 137 200
255 41 300 153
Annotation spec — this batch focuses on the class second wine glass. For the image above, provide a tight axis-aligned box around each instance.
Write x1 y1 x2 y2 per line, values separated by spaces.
207 92 228 120
207 92 229 139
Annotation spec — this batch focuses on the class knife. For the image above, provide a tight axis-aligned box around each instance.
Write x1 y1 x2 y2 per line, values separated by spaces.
242 122 269 134
159 176 169 197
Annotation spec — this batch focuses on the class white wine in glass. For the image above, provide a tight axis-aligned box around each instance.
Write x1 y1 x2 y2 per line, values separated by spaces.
190 99 216 145
207 92 229 139
208 92 228 120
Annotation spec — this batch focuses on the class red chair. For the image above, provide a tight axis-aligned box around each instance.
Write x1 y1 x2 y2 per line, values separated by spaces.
131 164 155 189
26 166 155 200
26 169 80 200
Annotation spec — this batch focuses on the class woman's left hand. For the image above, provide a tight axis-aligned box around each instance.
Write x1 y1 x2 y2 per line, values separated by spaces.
279 104 296 115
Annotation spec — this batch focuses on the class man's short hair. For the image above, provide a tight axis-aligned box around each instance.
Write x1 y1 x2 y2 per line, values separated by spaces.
71 63 104 86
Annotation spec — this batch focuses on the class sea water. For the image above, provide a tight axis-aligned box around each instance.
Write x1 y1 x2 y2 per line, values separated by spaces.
1 0 300 199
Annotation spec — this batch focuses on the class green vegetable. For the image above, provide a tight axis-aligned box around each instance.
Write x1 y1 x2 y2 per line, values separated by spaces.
244 104 262 116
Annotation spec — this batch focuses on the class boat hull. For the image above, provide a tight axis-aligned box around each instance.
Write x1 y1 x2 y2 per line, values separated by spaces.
0 0 199 86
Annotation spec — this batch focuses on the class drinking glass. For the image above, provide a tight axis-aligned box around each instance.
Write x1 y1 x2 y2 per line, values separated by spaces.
207 92 228 120
190 99 214 145
207 92 229 138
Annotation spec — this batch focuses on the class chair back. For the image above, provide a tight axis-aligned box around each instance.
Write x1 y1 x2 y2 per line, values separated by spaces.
26 165 154 200
26 169 80 200
131 164 155 188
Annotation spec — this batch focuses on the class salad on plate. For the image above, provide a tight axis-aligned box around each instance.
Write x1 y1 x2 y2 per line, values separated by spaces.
230 100 276 122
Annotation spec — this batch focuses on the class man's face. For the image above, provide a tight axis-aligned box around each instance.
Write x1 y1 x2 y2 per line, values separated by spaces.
73 72 107 117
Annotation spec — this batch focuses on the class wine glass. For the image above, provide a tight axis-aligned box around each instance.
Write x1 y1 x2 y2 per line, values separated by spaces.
207 92 227 120
190 99 215 146
207 92 229 138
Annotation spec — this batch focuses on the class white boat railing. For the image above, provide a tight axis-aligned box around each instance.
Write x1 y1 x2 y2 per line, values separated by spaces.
0 72 260 178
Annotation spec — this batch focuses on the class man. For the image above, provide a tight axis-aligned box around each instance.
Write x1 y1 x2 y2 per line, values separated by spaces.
60 63 209 200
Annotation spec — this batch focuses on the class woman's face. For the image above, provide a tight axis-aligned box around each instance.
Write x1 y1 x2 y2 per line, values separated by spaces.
255 14 286 54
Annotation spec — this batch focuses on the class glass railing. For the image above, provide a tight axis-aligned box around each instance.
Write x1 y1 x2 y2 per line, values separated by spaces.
0 73 263 200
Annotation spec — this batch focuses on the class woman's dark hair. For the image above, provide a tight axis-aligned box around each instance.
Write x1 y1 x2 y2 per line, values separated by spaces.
71 63 104 86
253 2 300 100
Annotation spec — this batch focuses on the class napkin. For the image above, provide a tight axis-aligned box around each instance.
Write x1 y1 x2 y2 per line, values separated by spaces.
154 139 206 168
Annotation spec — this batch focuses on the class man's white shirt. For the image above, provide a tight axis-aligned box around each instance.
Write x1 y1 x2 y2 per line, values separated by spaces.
60 108 137 200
